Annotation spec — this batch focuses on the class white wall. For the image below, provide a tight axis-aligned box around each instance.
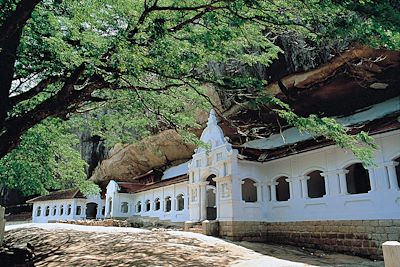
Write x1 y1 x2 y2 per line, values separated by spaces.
71 125 400 225
132 182 189 222
106 181 190 222
228 129 400 222
31 196 104 223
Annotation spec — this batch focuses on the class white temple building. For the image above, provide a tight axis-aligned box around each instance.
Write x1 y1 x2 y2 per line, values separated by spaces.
101 98 400 224
28 97 400 258
28 189 104 223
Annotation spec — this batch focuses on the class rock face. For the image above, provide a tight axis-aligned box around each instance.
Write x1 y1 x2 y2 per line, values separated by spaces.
89 43 399 186
90 130 196 186
221 44 400 143
79 131 108 177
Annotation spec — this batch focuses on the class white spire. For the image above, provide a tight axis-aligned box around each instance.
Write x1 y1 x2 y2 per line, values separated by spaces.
207 109 218 127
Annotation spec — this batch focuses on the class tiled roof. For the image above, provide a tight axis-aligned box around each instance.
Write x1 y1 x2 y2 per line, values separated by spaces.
117 182 146 193
26 188 85 203
134 175 189 193
161 161 189 180
237 114 400 162
131 170 154 180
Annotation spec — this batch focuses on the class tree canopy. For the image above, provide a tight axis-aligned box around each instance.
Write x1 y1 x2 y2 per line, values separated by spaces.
0 0 398 195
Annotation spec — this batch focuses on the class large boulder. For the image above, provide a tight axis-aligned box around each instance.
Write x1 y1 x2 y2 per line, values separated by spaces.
90 130 196 185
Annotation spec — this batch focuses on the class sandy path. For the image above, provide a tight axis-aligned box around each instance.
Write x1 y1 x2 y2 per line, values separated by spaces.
4 223 383 267
5 223 310 267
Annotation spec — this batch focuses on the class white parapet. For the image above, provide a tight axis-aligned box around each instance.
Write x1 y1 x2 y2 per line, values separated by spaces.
383 241 400 267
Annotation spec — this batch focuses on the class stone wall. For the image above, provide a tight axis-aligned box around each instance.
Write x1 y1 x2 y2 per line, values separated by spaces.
219 220 400 259
55 219 129 227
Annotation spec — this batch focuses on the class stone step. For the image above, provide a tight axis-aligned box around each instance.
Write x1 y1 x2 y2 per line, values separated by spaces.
127 215 183 228
188 227 203 234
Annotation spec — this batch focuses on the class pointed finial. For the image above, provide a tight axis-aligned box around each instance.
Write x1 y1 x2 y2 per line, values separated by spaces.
207 109 218 127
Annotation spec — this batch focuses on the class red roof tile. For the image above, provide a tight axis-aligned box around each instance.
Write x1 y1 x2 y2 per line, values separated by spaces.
134 175 189 193
26 189 85 203
117 182 146 193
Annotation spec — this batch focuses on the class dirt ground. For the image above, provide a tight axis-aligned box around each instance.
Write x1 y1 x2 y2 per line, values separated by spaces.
3 224 384 267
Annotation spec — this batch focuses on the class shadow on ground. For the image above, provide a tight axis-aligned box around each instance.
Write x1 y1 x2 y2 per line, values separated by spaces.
4 226 386 267
5 228 240 267
232 240 384 267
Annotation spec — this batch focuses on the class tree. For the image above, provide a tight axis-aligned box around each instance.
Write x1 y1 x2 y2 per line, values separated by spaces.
0 119 97 196
0 0 398 162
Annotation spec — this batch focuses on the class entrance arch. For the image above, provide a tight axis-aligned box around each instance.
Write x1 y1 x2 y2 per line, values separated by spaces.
206 187 216 220
86 202 98 219
205 174 217 220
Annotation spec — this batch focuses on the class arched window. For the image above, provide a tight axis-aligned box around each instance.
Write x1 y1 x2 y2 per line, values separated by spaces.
306 170 326 198
145 200 151 212
241 178 257 202
36 206 41 217
121 202 129 213
346 163 371 194
136 201 142 213
165 197 171 212
59 205 64 215
45 206 50 216
101 206 105 215
76 206 82 215
154 198 161 211
395 157 400 188
176 194 184 211
276 176 290 201
67 204 71 215
52 206 57 216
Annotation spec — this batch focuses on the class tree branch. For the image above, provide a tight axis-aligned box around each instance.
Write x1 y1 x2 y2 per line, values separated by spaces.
0 0 42 130
9 76 63 107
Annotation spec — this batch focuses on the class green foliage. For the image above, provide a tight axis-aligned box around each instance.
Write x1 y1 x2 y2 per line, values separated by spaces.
69 85 211 148
0 119 99 196
2 0 399 196
253 96 378 167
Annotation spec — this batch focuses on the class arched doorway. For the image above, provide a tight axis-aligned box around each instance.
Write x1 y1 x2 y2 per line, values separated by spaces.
86 202 98 219
206 174 217 220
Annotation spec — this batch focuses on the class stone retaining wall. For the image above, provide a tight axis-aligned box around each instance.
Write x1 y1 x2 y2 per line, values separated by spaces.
219 220 400 259
55 219 129 227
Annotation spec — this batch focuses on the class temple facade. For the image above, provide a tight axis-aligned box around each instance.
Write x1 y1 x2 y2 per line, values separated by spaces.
104 100 400 224
28 97 400 258
28 189 104 223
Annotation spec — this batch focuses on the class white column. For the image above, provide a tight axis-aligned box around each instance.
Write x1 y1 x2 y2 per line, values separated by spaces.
338 170 348 195
321 171 337 196
215 183 220 219
386 162 399 190
96 203 101 218
71 201 77 219
105 197 110 217
299 176 308 198
270 182 277 201
286 177 301 199
200 182 207 220
255 183 262 202
368 168 377 191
